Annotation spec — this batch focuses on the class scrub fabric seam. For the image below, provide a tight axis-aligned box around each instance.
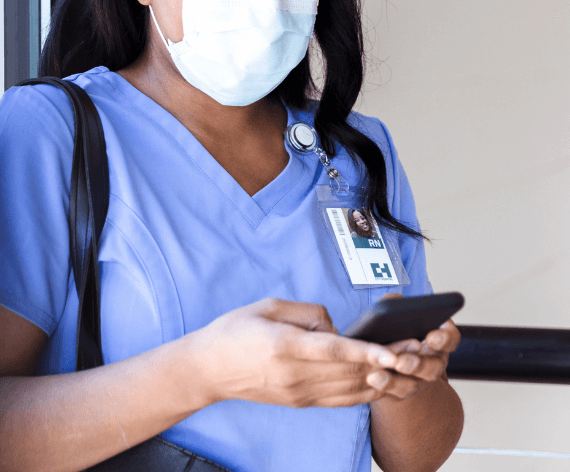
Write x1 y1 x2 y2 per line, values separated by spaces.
100 192 185 339
99 74 262 229
348 403 365 472
102 214 165 343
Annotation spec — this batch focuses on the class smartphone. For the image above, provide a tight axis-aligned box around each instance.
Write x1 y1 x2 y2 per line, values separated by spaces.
342 292 464 345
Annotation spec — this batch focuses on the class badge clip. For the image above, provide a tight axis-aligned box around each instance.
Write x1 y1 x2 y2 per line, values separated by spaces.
285 122 350 195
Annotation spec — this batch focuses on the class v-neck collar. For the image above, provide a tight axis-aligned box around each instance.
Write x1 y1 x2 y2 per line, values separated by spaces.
101 67 308 228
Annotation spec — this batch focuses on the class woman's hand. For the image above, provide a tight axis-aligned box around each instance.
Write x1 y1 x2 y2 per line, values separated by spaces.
188 298 406 409
376 293 462 401
186 295 460 410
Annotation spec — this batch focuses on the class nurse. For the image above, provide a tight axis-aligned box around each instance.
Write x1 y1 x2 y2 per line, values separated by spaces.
0 0 464 471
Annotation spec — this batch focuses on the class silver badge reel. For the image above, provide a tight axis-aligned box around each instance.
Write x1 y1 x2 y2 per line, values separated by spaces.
285 122 350 195
285 122 409 289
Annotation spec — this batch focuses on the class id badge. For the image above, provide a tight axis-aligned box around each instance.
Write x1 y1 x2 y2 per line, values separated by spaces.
317 185 410 290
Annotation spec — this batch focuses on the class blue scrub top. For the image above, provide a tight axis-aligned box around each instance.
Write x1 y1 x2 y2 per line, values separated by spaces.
0 66 432 472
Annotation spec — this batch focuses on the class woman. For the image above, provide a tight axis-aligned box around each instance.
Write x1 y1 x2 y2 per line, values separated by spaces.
348 208 379 239
0 1 464 471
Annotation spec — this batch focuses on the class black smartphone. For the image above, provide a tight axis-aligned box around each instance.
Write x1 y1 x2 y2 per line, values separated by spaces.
342 292 464 345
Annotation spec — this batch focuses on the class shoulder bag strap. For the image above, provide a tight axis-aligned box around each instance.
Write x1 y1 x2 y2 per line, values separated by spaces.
17 77 109 371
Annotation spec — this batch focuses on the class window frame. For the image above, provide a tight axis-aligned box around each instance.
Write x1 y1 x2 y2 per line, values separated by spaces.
3 0 49 93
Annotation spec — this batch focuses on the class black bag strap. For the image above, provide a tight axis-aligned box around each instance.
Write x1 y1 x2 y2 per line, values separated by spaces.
17 77 109 371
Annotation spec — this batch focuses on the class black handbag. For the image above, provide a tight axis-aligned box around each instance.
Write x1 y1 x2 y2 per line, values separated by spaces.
17 77 232 472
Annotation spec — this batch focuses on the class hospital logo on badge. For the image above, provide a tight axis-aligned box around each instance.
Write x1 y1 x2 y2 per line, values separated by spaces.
371 263 392 279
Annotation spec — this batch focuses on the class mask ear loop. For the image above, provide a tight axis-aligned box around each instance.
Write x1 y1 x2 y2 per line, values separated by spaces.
149 5 170 51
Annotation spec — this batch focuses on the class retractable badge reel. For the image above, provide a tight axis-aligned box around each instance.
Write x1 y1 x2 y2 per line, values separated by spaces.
285 122 409 290
285 122 350 194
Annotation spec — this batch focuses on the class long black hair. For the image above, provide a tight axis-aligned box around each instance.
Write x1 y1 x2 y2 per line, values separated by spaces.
39 0 425 240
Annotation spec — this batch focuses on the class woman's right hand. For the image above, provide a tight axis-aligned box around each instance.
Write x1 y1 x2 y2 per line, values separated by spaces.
186 298 410 409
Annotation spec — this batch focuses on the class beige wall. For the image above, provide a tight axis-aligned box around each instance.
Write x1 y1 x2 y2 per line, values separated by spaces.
346 1 570 470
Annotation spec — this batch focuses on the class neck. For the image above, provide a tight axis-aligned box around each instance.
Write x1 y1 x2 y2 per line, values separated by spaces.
116 34 286 146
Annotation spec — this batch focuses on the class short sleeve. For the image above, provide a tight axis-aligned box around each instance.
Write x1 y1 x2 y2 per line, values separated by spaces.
373 118 434 297
0 84 75 335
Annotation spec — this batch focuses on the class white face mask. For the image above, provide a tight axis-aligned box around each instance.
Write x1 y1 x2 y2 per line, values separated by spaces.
149 0 319 107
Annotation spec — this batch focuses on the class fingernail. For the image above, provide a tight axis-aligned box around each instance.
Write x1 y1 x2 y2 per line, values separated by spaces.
369 371 390 389
432 333 445 347
406 342 421 352
308 321 320 331
378 352 397 367
399 354 420 374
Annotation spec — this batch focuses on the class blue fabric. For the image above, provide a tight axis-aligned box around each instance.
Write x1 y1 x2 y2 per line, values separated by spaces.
0 66 432 472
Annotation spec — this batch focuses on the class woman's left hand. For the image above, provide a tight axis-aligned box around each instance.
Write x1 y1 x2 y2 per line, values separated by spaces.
372 293 461 400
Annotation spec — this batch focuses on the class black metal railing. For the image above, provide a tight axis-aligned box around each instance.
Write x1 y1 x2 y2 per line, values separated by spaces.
447 325 570 384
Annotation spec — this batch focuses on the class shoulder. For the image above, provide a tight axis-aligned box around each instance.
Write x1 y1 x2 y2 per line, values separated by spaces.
0 80 72 140
347 109 404 211
0 66 115 179
306 101 401 208
300 98 396 164
297 100 404 213
299 100 392 153
347 108 395 165
0 66 112 143
0 82 73 193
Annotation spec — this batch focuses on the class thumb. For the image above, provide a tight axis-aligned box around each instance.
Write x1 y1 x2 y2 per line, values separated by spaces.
257 298 336 334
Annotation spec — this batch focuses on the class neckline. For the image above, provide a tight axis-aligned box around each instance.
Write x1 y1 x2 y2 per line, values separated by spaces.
97 67 308 227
